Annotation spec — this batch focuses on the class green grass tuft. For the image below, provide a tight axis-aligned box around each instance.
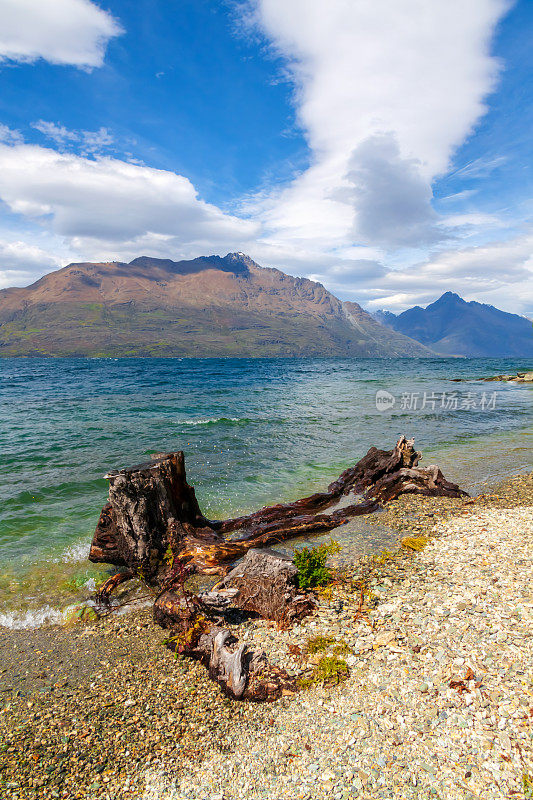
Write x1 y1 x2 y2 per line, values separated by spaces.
299 654 349 688
306 635 336 654
293 540 340 589
305 635 353 656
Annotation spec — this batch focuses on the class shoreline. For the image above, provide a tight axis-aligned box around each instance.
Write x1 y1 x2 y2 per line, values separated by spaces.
1 423 531 631
0 471 532 799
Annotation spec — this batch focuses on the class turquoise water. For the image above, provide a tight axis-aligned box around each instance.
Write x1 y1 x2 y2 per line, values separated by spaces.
1 357 532 626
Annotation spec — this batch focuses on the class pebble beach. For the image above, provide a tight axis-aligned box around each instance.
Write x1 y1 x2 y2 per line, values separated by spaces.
1 473 532 800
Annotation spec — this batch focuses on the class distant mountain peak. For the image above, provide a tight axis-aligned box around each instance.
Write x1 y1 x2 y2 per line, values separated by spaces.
221 251 259 272
385 290 533 357
224 251 251 261
127 252 258 277
371 309 397 327
430 291 466 307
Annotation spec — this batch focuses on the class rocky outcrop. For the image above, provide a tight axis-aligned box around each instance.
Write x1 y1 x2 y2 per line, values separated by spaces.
484 371 533 382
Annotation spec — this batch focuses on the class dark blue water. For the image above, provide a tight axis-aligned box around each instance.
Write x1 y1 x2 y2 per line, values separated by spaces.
1 357 531 626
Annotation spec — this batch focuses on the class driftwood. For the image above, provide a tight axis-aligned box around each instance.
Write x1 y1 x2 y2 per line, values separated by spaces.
90 436 465 579
153 555 299 701
366 464 468 504
89 436 467 700
94 569 134 605
165 620 296 701
204 548 315 625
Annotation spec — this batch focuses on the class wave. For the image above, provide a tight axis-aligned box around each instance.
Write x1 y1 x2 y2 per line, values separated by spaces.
0 596 152 630
0 604 73 630
57 539 92 564
173 416 251 426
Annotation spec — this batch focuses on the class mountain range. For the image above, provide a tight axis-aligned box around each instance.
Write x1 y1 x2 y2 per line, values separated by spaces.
0 253 429 358
2 254 531 358
373 292 533 357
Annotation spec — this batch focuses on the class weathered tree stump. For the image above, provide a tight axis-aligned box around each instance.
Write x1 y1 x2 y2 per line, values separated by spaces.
89 436 467 700
89 451 220 580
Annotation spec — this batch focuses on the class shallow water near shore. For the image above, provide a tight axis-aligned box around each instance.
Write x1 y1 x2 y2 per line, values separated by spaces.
1 356 531 628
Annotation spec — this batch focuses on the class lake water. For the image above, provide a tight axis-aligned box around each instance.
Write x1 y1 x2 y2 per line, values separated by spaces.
1 357 531 628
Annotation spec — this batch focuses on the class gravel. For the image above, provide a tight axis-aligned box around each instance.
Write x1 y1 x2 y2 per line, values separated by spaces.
1 473 532 800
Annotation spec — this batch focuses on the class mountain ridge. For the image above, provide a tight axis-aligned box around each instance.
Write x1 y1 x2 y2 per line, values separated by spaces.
0 252 430 358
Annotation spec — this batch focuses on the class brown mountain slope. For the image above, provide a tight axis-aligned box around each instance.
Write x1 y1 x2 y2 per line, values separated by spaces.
0 252 431 357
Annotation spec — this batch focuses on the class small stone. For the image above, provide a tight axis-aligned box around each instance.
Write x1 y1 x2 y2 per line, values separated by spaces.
499 732 511 753
373 631 395 648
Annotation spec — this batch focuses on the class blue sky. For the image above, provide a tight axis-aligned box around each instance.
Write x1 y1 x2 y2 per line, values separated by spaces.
0 0 531 314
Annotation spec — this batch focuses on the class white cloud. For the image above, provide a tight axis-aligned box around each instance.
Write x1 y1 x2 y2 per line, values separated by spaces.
32 120 114 153
0 239 57 270
32 120 78 145
0 124 23 145
0 143 259 263
284 226 533 316
0 239 60 288
252 0 507 171
447 155 507 180
345 133 441 249
81 127 113 152
363 230 533 315
0 0 123 68
244 0 511 262
443 212 501 228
